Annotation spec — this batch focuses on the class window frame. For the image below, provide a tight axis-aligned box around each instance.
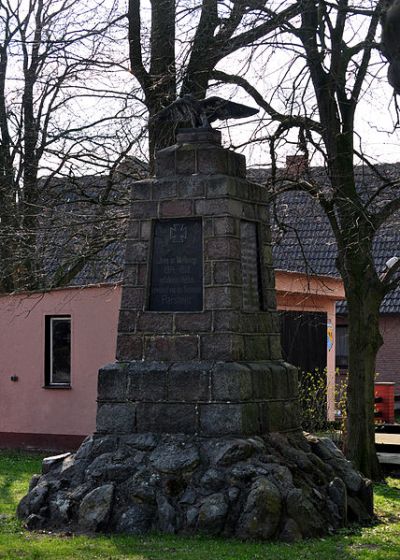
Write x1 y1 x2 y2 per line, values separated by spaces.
335 323 349 369
44 315 72 388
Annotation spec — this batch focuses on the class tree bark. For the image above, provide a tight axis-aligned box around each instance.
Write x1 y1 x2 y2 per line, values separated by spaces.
345 280 383 480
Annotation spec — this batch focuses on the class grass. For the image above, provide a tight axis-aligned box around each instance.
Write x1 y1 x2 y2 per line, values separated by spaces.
0 452 400 559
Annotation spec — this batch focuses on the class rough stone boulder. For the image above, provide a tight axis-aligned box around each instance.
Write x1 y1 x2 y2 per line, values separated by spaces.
17 432 373 540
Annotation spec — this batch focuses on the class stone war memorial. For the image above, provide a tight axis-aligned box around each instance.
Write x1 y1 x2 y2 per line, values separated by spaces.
18 116 373 540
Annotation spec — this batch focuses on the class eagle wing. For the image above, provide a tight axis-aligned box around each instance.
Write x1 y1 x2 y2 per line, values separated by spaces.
201 96 258 123
153 97 197 124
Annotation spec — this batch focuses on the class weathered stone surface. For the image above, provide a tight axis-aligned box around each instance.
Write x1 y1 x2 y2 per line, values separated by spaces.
329 477 347 525
150 442 199 473
279 518 302 543
49 492 71 525
120 433 158 451
200 469 226 492
115 503 154 534
215 439 256 466
286 488 324 536
17 481 49 519
79 484 114 531
42 453 71 475
198 493 228 535
96 403 136 434
156 495 177 533
18 432 373 540
238 477 282 539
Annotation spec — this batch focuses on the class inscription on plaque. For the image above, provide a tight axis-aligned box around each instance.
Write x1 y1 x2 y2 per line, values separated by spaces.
148 218 203 311
241 220 262 312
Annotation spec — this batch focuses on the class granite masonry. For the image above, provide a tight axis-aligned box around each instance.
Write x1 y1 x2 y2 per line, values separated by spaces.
18 128 373 539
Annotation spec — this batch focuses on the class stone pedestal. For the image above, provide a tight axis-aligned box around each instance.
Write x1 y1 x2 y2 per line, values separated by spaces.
99 128 299 437
17 130 373 539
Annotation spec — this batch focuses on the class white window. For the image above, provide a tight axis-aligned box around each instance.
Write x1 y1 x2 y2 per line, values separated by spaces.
45 316 71 386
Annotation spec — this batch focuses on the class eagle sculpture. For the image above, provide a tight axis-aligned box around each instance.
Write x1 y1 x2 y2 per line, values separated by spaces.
381 0 400 94
153 94 258 128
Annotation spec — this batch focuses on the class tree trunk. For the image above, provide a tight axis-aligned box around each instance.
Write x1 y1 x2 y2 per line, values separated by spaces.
341 261 384 481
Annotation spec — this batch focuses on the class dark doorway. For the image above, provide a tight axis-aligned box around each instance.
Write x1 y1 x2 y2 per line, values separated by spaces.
280 311 327 375
280 311 328 431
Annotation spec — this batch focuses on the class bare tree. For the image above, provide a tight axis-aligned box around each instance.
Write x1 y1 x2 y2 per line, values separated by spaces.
127 0 302 164
212 0 400 479
0 0 143 292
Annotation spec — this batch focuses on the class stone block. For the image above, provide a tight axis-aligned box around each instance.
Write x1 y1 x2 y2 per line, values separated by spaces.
127 220 140 239
267 400 299 432
120 287 145 310
131 201 158 219
176 176 205 198
197 148 228 175
116 334 143 361
205 286 242 309
96 403 136 434
136 312 173 333
159 199 193 218
212 362 252 401
138 264 148 286
269 333 282 360
206 238 241 261
227 151 246 178
195 199 230 216
202 217 213 240
262 244 273 265
244 335 270 360
240 315 259 333
247 362 273 398
204 262 212 285
136 403 197 433
98 363 128 401
285 363 299 397
284 400 300 430
152 180 177 199
258 204 269 222
213 216 238 236
174 312 212 333
241 202 256 220
258 402 270 433
144 336 199 361
175 148 196 174
155 150 174 177
269 363 289 399
199 403 259 436
127 367 168 402
169 362 211 401
140 220 152 240
212 310 242 332
201 333 244 361
125 241 148 264
131 181 152 200
118 310 137 333
254 313 273 334
206 176 237 198
123 264 138 286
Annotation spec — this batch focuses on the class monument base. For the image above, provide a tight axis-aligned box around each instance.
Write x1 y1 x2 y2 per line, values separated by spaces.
96 361 300 437
17 431 372 540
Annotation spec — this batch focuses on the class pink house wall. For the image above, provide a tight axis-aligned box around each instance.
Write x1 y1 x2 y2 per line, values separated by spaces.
275 271 345 420
0 285 121 449
0 272 344 450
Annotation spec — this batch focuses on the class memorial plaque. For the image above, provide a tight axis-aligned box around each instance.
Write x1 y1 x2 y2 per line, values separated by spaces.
241 220 262 312
148 218 203 311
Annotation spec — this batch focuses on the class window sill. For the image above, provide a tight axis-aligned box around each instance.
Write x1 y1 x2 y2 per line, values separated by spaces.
42 385 72 390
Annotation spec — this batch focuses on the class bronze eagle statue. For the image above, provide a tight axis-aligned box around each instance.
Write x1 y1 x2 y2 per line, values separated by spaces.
381 0 400 94
153 94 259 128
